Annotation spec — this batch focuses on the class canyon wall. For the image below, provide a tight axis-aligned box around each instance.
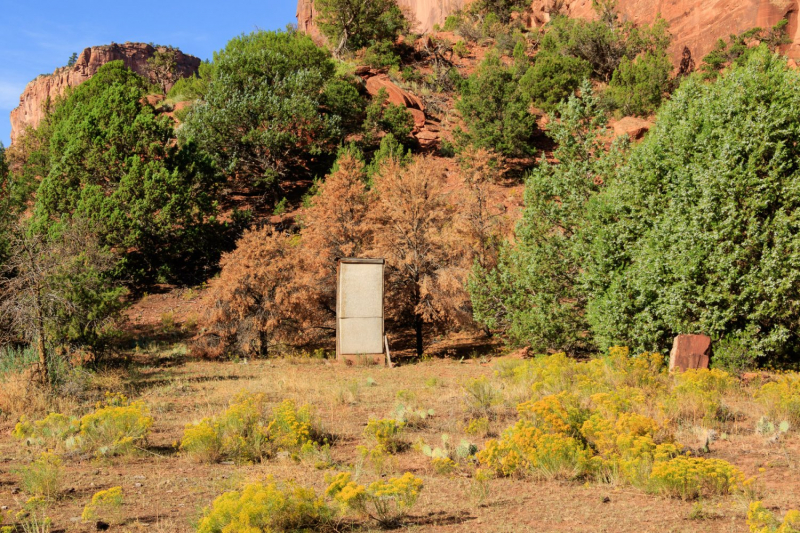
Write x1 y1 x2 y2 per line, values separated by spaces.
297 0 472 37
10 42 200 143
298 0 800 65
528 0 800 64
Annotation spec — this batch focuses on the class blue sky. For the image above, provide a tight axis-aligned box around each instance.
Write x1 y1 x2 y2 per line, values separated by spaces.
0 1 298 147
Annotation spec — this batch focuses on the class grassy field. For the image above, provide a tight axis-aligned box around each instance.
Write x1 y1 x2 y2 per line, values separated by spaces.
0 343 798 532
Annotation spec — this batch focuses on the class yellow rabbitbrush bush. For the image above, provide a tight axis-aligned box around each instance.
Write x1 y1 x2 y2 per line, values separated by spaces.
326 471 423 528
16 452 63 500
581 411 680 487
180 393 321 464
748 501 800 533
756 374 800 426
479 423 590 479
196 478 335 533
82 486 124 524
648 455 746 500
496 350 667 402
665 368 737 427
363 418 406 453
12 393 152 457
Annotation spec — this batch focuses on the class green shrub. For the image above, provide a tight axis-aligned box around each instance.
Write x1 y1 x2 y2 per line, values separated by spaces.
17 452 62 500
315 0 408 56
584 47 800 358
179 29 362 201
180 394 321 463
363 41 401 69
363 88 415 145
540 10 670 82
456 51 536 156
469 83 613 352
700 20 790 79
520 52 591 111
605 50 672 116
30 61 223 285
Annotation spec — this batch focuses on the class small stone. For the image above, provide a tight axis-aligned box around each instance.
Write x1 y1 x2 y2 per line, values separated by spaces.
135 482 143 487
602 496 611 503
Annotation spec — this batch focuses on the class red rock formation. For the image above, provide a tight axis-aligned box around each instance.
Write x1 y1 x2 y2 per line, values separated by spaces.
297 0 471 37
610 116 652 140
529 0 800 65
10 42 200 143
299 0 800 66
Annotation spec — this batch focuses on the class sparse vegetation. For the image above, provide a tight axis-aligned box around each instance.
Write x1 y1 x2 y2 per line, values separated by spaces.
3 3 800 531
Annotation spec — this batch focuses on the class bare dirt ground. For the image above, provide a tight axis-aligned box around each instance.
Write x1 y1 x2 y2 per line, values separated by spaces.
1 343 798 532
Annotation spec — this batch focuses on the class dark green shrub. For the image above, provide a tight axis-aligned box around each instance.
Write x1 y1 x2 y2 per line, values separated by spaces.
584 47 800 363
471 0 531 24
520 53 592 111
540 11 670 82
30 61 223 285
700 19 790 79
363 88 415 145
605 50 672 116
166 60 215 101
456 51 536 156
179 29 362 199
363 41 401 69
315 0 408 56
469 83 617 352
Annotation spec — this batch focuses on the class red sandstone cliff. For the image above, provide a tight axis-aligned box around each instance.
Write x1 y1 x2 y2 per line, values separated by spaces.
10 42 200 143
297 0 471 37
298 0 800 65
528 0 800 65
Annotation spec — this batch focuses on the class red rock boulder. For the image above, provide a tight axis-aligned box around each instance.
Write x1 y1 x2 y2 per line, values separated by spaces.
365 74 425 111
611 116 652 140
669 334 712 372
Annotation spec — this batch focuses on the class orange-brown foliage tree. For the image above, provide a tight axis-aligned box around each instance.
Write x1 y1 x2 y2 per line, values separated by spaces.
200 152 373 356
369 155 473 356
201 151 509 358
300 152 373 317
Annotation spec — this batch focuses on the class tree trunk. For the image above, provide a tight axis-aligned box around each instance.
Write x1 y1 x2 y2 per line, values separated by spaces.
415 315 423 358
35 288 48 385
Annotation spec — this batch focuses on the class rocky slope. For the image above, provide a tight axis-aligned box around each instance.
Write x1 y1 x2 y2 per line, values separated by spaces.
298 0 800 65
9 42 200 143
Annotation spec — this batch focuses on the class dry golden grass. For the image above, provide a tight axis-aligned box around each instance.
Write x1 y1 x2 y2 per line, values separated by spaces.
0 347 798 532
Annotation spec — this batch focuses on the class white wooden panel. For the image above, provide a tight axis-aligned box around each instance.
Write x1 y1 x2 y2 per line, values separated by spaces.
339 262 383 318
339 317 384 354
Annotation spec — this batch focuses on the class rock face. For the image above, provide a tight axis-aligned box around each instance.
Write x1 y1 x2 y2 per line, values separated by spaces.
530 0 800 64
297 0 471 36
10 42 200 143
299 0 800 65
669 334 712 372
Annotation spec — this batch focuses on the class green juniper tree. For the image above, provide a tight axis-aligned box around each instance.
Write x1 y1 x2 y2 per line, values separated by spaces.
31 61 223 285
584 47 800 367
469 82 624 353
314 0 407 57
179 29 363 204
